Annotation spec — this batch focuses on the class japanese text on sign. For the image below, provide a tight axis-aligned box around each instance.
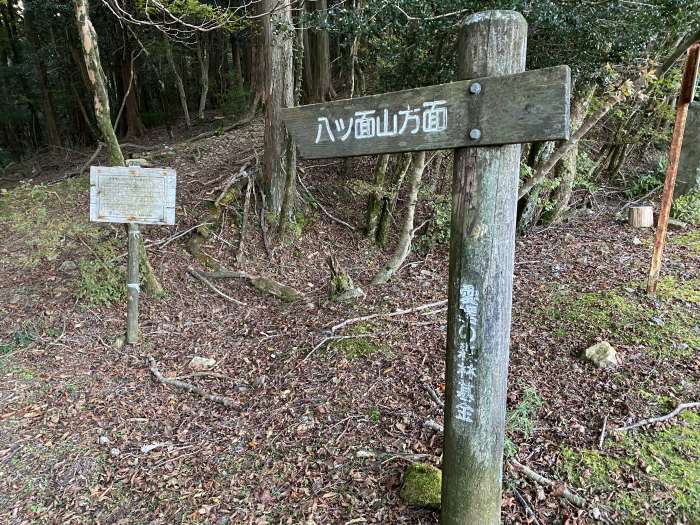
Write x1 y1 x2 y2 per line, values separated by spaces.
315 101 448 144
455 283 480 424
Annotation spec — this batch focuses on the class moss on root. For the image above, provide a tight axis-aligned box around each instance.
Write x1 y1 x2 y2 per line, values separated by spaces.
400 463 442 510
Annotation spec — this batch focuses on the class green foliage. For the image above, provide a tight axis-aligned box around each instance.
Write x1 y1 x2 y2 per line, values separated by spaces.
573 149 599 193
560 410 700 524
505 384 543 458
671 191 700 225
76 241 126 307
417 195 451 253
626 155 666 199
220 70 252 117
0 321 37 355
671 230 700 253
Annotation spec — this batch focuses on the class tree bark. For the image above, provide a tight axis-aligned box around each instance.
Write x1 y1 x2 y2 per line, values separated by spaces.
547 85 596 223
376 152 412 247
164 37 191 128
197 33 210 120
310 0 334 102
365 154 390 238
371 152 426 284
74 0 124 166
120 53 146 138
262 0 295 214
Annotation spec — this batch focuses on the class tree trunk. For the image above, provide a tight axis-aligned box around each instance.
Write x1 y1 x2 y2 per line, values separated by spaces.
74 0 124 166
365 154 390 238
197 33 210 120
164 37 191 128
310 0 334 102
377 152 412 247
547 85 596 223
371 152 426 284
25 15 61 148
121 55 146 138
262 0 295 215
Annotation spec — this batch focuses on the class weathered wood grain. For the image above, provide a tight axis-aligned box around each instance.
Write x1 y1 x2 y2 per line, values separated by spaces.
441 11 527 525
282 65 570 159
89 166 177 225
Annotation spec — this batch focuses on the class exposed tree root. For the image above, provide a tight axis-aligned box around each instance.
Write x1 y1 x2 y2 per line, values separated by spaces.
147 356 236 408
199 270 304 302
330 299 447 333
188 267 246 305
510 460 587 508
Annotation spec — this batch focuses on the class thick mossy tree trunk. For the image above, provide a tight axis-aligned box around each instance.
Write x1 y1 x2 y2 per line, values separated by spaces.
74 0 123 166
197 33 210 120
262 0 295 215
547 85 596 223
164 37 191 128
75 0 162 296
371 152 426 284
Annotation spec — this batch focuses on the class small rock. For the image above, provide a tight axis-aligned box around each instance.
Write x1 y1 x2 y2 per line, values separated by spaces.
58 260 78 272
189 356 216 370
584 341 619 369
110 447 120 457
632 237 643 245
334 287 365 303
98 435 110 445
564 233 575 243
113 336 125 350
400 463 442 510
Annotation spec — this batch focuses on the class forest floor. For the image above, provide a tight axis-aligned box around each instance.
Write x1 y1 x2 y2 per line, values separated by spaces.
1 119 699 524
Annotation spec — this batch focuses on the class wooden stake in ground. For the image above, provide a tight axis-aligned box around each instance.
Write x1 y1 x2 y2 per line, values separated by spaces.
441 12 527 524
647 44 700 294
126 224 140 344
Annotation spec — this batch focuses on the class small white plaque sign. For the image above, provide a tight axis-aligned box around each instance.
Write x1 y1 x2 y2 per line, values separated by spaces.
89 166 176 225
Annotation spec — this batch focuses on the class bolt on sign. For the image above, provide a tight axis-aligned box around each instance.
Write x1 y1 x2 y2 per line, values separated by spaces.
89 164 177 345
285 11 570 523
282 65 570 159
90 166 176 225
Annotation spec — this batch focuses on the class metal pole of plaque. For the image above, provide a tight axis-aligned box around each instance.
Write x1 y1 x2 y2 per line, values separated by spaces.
89 165 176 345
126 223 140 344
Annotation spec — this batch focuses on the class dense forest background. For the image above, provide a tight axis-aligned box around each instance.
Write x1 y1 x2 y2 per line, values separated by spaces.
1 0 699 231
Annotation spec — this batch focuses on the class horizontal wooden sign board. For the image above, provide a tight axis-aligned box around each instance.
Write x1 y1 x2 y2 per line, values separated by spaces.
90 166 176 225
283 65 571 159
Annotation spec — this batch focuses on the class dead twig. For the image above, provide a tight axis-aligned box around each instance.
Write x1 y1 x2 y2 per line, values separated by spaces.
237 175 253 266
355 449 430 462
147 356 236 408
616 402 700 432
510 460 587 508
331 299 448 333
214 162 250 208
513 486 543 525
598 414 609 449
297 173 357 232
187 267 246 306
423 383 444 408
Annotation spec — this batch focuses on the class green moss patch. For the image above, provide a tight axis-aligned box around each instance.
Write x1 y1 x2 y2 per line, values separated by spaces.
0 177 98 267
76 240 126 307
560 410 700 523
671 230 700 253
400 463 441 510
547 284 699 358
333 323 394 360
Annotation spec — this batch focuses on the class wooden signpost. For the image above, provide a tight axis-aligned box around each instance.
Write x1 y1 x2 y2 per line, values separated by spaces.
284 10 570 524
89 165 176 344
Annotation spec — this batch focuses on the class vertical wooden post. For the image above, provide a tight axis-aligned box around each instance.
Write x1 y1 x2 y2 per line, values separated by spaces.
647 44 700 294
127 223 140 344
442 11 527 525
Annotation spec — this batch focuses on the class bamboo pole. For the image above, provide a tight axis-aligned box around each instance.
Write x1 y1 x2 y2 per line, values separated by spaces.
647 44 699 294
441 11 527 525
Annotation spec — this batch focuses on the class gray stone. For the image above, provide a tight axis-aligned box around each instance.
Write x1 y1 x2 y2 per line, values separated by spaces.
189 356 216 370
59 260 78 272
668 218 688 230
98 435 110 445
632 237 643 246
584 341 618 369
113 336 125 350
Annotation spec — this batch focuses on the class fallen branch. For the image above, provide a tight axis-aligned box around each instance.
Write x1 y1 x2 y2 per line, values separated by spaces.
147 356 236 408
214 162 250 208
513 486 543 525
355 449 430 462
616 402 700 432
198 270 304 302
331 299 447 333
510 460 587 508
187 267 246 306
423 419 444 433
598 414 609 449
151 222 212 250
